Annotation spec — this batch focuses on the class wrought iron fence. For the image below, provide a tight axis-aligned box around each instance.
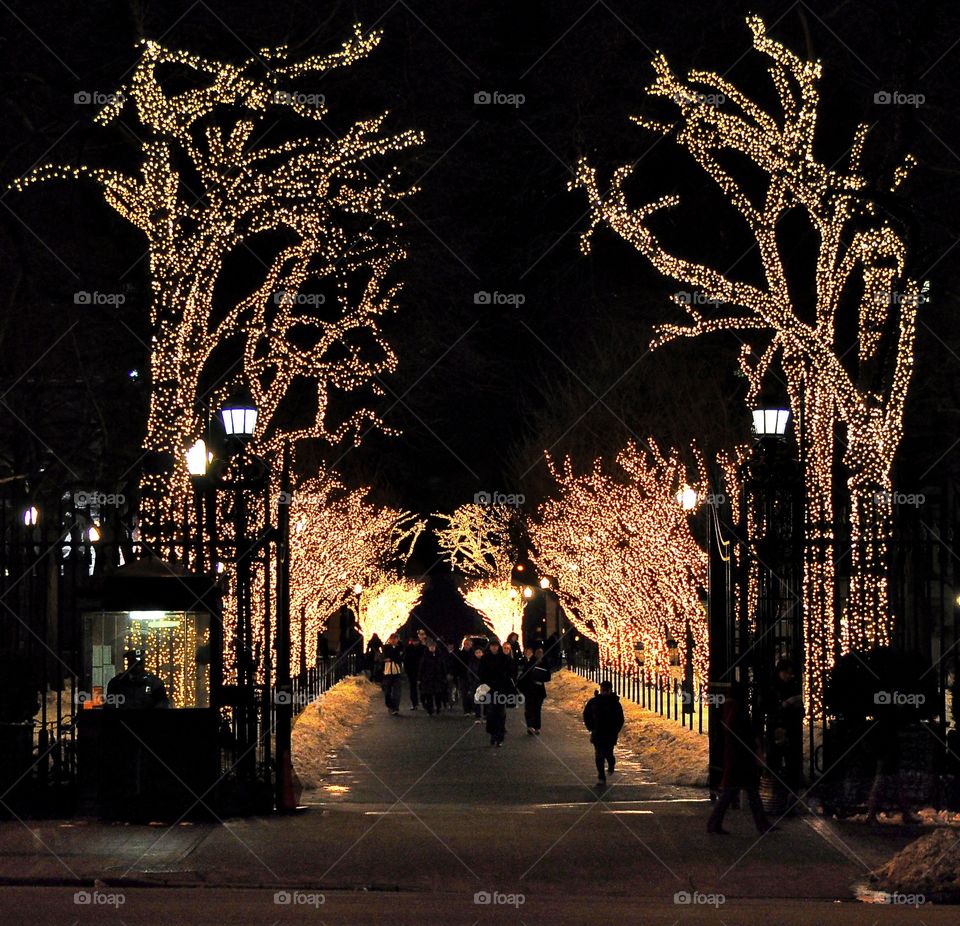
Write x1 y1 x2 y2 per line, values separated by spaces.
568 652 707 735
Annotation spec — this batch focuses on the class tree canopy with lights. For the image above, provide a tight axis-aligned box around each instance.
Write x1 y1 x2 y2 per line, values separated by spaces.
574 15 920 709
14 25 424 540
530 442 708 682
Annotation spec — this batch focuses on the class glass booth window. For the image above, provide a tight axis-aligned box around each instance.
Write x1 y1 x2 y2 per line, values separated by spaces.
82 611 211 708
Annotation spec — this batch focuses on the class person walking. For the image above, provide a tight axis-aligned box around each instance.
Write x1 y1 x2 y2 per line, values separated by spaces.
500 641 519 710
366 634 383 682
404 629 427 710
467 644 485 722
766 657 805 809
479 641 514 746
582 680 624 785
379 633 404 715
707 682 774 834
457 637 475 715
418 639 447 716
519 646 551 735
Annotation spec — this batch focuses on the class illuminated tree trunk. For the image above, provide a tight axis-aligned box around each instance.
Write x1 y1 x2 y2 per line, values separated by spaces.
843 415 894 651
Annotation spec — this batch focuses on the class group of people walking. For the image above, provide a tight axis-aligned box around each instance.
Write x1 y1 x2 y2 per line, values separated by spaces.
369 629 555 745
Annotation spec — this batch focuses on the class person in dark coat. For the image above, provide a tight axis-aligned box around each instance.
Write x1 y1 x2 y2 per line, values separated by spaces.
582 680 624 784
418 640 447 715
379 633 404 715
766 657 804 804
479 641 515 745
404 629 427 709
500 642 519 708
466 645 485 720
518 646 551 735
457 638 475 715
366 634 383 682
707 682 773 834
544 632 562 670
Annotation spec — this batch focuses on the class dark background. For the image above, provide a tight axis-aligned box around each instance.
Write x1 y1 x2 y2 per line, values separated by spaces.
2 0 958 519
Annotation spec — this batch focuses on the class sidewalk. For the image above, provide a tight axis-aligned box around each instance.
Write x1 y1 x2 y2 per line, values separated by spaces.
0 677 926 904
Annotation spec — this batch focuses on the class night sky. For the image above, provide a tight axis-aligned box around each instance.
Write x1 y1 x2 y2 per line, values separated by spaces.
2 0 959 519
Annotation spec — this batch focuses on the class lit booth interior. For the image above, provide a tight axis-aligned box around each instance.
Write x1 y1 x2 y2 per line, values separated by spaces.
77 558 221 820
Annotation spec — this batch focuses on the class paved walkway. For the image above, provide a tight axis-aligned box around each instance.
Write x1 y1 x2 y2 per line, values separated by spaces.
0 677 936 922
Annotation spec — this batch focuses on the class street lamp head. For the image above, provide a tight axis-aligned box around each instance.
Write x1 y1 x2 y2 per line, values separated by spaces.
23 506 38 527
220 400 258 440
522 586 533 599
539 577 550 590
751 405 790 438
353 583 363 596
676 484 699 511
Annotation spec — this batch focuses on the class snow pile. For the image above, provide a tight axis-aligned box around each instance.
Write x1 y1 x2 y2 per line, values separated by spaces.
869 828 960 902
292 674 378 790
549 669 709 786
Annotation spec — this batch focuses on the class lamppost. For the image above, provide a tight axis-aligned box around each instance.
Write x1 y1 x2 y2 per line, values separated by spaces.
740 397 803 768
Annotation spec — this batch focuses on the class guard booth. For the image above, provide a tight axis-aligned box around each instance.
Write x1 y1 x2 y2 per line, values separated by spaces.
76 558 221 820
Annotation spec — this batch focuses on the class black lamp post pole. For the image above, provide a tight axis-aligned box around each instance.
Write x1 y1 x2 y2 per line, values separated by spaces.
274 444 294 811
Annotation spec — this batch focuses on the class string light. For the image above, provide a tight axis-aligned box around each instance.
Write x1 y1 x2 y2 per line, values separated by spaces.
13 24 425 540
529 442 708 684
355 573 422 647
572 15 919 708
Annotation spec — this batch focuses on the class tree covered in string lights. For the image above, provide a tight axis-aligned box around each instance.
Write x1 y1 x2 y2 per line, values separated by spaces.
355 572 422 647
288 477 423 670
574 15 921 709
529 442 708 682
434 503 524 642
13 25 424 541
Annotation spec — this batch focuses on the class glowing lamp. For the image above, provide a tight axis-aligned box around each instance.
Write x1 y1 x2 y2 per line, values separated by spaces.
539 577 550 589
186 439 208 476
751 406 790 438
522 586 533 599
676 485 699 511
23 506 39 527
220 402 258 439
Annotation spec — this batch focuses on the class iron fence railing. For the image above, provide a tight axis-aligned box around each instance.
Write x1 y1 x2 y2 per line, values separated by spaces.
568 652 708 735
